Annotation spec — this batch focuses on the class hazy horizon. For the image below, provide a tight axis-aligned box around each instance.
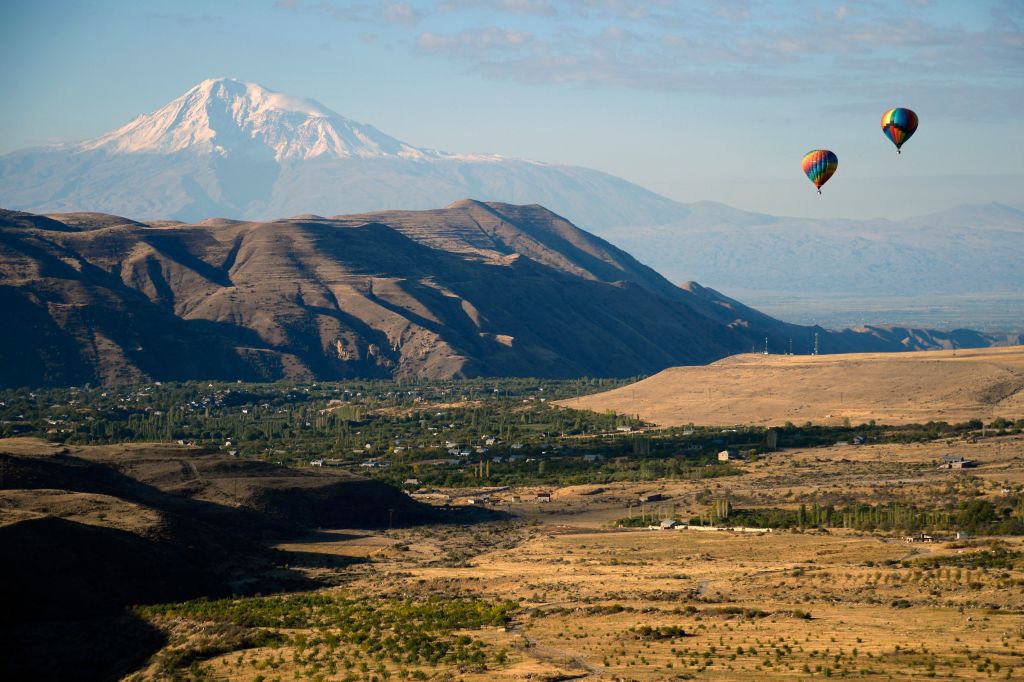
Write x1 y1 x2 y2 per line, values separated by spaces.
2 0 1021 220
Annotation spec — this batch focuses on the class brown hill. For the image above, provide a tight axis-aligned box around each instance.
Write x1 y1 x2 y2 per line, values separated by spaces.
2 201 1016 386
561 346 1024 427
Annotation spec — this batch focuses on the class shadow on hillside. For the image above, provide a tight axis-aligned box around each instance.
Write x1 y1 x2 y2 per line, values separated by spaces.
275 549 372 570
0 448 510 679
0 614 166 682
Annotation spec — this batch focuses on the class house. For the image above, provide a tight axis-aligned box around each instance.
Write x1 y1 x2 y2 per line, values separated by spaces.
940 455 976 469
659 519 679 530
852 436 867 445
404 478 421 486
536 491 552 503
638 493 666 503
582 454 603 463
718 449 743 461
310 459 324 467
616 425 633 433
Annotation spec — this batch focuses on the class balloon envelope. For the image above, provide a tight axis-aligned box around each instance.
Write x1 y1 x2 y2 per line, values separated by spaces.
802 149 838 191
881 107 918 151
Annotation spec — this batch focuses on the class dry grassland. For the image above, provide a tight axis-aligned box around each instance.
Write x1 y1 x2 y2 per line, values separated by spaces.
560 346 1024 427
134 435 1024 681
212 525 1023 681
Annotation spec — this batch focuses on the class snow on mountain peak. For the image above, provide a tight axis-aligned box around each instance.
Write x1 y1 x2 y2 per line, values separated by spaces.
80 78 431 161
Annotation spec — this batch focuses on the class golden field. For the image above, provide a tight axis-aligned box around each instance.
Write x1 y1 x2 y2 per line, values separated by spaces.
559 346 1024 427
128 434 1024 681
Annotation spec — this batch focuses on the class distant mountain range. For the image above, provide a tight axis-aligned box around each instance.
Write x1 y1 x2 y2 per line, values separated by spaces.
2 78 1021 302
600 201 1024 297
2 202 1017 387
0 78 687 230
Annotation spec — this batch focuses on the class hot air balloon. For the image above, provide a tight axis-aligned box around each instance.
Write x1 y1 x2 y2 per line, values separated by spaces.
881 107 918 153
802 149 838 194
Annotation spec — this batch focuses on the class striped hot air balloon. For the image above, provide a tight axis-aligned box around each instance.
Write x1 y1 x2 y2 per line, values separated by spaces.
881 107 918 153
802 149 838 194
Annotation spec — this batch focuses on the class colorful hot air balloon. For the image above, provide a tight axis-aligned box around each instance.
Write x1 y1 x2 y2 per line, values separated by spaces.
881 107 918 153
802 149 838 194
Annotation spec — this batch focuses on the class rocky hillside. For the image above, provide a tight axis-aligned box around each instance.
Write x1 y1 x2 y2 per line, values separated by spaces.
1 201 1015 387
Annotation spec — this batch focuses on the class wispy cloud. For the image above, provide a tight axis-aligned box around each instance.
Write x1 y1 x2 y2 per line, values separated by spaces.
156 12 226 27
276 1 424 26
417 26 534 55
402 0 1022 113
271 0 1023 116
436 0 558 16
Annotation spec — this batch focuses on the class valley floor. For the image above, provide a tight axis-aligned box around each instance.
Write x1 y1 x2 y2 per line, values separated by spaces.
126 434 1024 681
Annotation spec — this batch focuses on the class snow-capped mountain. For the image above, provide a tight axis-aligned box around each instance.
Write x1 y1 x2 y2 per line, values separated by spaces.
0 78 686 226
80 78 432 161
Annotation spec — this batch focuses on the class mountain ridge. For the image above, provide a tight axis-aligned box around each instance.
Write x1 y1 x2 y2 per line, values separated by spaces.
2 202 1017 388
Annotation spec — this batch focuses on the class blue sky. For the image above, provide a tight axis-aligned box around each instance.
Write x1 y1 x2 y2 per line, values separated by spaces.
1 0 1021 219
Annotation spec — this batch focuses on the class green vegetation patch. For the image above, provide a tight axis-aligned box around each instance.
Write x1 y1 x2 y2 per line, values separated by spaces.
915 544 1022 570
138 593 519 669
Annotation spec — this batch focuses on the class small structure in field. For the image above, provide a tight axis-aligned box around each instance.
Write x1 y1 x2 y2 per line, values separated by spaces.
536 491 552 503
718 449 743 461
659 519 679 530
940 455 976 469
